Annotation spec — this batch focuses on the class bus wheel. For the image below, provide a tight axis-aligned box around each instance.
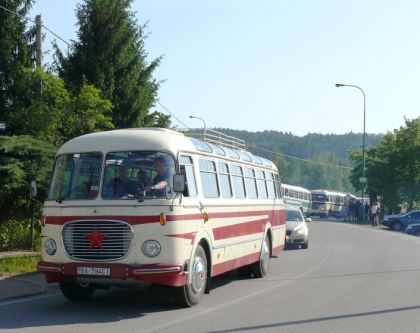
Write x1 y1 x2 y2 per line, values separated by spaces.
59 281 95 302
175 244 207 307
252 233 270 278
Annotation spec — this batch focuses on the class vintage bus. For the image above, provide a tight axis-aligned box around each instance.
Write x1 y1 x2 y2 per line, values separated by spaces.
36 128 285 306
310 189 346 217
280 184 311 217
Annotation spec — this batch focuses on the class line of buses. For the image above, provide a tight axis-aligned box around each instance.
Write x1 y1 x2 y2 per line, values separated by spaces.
34 127 357 306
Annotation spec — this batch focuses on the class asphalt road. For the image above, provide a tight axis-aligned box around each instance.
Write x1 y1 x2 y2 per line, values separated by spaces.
2 220 420 333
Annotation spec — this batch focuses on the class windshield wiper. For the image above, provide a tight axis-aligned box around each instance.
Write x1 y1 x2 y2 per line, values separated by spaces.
56 181 88 203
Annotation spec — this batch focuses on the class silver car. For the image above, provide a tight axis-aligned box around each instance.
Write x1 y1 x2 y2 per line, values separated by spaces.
285 208 309 249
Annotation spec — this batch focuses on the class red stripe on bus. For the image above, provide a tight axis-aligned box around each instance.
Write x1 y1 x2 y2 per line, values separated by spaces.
165 232 197 243
212 218 267 240
45 209 285 226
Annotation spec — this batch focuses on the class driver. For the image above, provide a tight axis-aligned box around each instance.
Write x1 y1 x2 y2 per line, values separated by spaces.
145 156 173 197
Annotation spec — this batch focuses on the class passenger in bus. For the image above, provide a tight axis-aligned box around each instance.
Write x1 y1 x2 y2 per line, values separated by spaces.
106 165 137 198
145 156 173 197
136 170 150 191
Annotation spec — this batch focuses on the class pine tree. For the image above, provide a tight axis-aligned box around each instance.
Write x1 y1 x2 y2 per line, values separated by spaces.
0 0 35 135
56 0 162 128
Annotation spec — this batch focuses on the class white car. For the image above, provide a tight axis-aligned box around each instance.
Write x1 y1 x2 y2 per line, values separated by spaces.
285 208 309 249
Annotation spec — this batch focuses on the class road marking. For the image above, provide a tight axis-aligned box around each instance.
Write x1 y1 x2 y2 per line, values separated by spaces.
143 238 333 333
0 292 61 307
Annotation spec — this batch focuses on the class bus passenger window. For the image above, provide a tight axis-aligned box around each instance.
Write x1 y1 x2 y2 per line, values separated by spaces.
180 156 197 197
274 174 281 198
199 159 219 198
218 162 233 198
231 165 246 199
245 168 257 199
256 170 268 199
266 172 276 199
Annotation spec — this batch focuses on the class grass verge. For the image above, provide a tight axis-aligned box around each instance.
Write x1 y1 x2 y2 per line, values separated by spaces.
0 255 41 277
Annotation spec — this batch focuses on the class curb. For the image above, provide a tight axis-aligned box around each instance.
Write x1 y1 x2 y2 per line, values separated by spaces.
0 251 40 259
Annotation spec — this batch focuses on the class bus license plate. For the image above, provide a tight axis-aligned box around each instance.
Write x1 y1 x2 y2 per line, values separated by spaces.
77 267 110 276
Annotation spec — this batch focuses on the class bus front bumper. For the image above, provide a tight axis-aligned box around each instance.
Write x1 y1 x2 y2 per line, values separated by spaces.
37 261 188 287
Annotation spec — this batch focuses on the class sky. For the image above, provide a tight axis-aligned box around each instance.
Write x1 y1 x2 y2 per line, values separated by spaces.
29 0 420 136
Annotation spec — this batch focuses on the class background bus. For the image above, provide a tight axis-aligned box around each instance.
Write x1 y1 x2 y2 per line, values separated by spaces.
281 184 311 217
310 189 346 217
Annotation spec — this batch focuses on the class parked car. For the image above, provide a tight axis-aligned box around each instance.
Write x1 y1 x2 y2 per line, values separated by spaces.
406 223 420 236
285 207 309 249
383 210 420 231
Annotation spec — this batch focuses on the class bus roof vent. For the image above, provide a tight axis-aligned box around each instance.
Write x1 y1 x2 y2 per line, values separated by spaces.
180 128 247 151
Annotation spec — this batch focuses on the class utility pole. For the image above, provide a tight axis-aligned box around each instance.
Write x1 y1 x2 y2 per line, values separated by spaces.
35 15 42 69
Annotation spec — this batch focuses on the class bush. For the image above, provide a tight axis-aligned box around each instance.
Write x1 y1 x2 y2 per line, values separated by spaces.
0 219 40 251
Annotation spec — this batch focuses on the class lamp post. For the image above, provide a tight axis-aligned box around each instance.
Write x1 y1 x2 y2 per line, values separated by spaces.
335 83 367 221
189 115 207 130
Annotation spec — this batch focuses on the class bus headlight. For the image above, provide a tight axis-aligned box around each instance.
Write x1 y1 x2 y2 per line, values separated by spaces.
44 238 57 256
142 240 161 257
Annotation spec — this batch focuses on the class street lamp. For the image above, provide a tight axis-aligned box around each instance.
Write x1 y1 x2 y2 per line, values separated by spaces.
335 83 367 221
189 115 207 130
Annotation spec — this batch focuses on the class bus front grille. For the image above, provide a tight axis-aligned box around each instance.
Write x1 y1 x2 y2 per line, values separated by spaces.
62 220 133 261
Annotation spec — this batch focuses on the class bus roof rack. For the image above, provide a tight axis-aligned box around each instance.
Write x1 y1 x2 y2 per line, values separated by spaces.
179 128 247 151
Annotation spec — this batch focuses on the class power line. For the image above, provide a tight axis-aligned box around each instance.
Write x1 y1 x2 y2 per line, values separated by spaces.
157 101 191 129
249 145 353 170
0 5 70 46
42 24 70 46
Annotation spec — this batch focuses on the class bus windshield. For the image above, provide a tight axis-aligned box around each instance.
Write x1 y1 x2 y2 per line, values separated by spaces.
312 194 327 202
48 152 102 201
101 151 175 200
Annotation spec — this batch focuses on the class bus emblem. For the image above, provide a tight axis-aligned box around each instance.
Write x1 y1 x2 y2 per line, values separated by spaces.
85 226 108 250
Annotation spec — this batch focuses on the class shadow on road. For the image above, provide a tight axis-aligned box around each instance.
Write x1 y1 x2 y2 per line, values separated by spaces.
0 271 250 330
207 304 420 332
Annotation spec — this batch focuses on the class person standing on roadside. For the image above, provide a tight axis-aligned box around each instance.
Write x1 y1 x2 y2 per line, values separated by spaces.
370 202 379 227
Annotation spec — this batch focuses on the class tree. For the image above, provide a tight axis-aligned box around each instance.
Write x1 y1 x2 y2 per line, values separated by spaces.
349 117 420 211
55 0 163 128
393 118 420 209
0 135 56 225
0 0 35 134
7 69 69 142
59 84 114 145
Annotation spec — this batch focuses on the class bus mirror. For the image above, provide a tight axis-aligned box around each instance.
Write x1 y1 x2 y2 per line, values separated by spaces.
30 181 38 198
305 217 312 223
173 174 185 193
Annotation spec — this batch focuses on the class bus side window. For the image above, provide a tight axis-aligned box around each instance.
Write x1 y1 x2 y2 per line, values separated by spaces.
274 174 281 198
179 156 197 197
256 170 268 199
218 162 233 198
244 168 258 199
199 159 219 198
231 165 246 199
266 172 276 199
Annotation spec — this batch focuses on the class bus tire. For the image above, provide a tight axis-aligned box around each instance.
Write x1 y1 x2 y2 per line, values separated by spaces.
251 233 270 278
175 244 207 307
59 281 95 302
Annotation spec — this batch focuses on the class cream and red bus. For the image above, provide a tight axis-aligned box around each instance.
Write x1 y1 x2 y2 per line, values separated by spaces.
37 128 285 306
310 189 346 217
